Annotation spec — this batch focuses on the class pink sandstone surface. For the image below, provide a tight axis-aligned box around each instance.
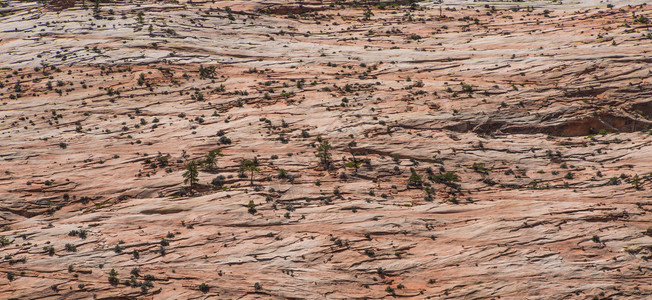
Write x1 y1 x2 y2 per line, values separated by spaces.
0 0 651 299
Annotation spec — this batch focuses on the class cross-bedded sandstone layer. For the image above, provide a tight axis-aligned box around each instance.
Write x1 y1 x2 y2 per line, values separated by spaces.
1 0 651 299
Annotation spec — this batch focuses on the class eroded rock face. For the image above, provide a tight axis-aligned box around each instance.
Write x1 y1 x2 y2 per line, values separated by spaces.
1 0 651 299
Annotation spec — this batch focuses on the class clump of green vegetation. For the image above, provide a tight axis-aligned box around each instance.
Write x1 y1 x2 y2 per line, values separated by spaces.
65 243 77 252
430 171 459 183
247 200 257 215
199 283 210 293
461 82 473 93
0 236 11 246
472 163 491 175
407 169 423 188
199 65 217 79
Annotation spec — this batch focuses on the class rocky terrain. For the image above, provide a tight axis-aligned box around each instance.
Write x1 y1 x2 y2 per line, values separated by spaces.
1 0 651 299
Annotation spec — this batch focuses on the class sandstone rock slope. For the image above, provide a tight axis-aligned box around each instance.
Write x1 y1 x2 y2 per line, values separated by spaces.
1 0 651 299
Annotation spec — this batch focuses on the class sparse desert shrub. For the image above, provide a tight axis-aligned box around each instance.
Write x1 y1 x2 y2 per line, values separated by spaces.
65 243 77 252
211 175 226 188
199 65 217 79
199 283 209 293
247 200 257 215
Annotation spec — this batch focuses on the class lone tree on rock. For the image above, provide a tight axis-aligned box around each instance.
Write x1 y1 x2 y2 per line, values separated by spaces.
315 139 333 169
345 142 361 174
631 174 641 190
240 159 260 185
183 160 199 190
202 149 223 170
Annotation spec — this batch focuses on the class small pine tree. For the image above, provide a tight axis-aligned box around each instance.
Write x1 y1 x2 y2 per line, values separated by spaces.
316 140 333 168
183 160 199 189
632 174 641 190
240 159 260 185
93 0 100 16
202 149 223 170
363 7 374 20
108 269 118 284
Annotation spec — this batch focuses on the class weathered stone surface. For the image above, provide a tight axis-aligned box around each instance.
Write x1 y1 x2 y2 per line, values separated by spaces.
0 0 651 299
